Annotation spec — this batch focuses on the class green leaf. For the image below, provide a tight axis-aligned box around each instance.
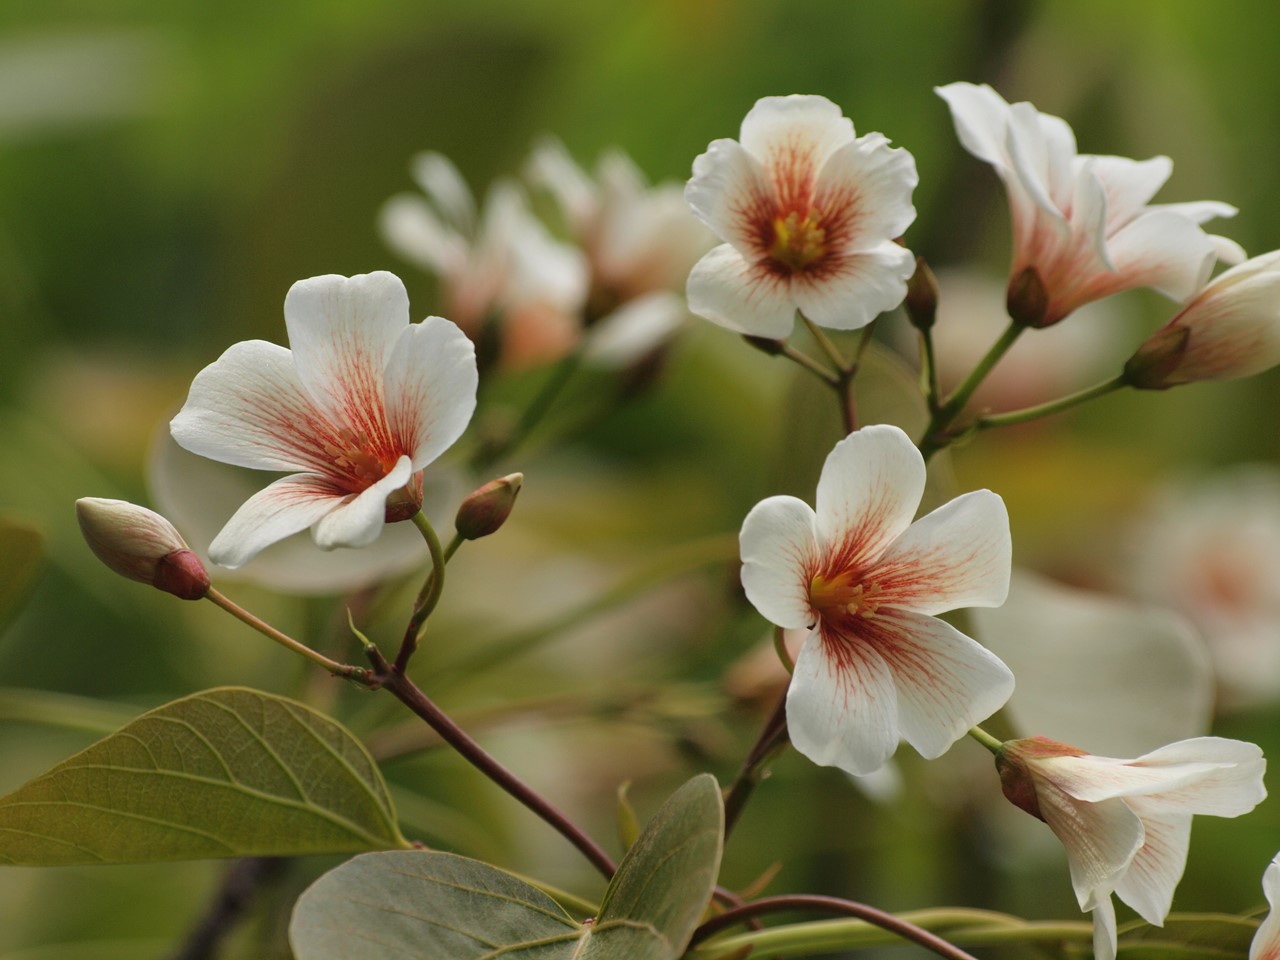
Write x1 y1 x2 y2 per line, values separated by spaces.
0 516 43 632
1114 912 1259 958
289 772 725 960
0 687 405 865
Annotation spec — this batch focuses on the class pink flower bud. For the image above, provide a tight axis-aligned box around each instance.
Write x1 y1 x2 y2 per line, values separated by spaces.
905 256 939 332
1126 251 1280 388
75 498 210 600
454 473 523 540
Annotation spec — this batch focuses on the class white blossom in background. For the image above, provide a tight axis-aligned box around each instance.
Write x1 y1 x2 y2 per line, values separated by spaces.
936 82 1242 328
685 94 918 337
171 272 477 569
997 735 1266 960
1253 853 1280 960
380 152 588 369
1125 250 1280 388
527 137 714 367
739 424 1012 776
1121 466 1280 710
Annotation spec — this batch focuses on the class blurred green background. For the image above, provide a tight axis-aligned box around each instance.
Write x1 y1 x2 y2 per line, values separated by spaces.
2 0 1280 957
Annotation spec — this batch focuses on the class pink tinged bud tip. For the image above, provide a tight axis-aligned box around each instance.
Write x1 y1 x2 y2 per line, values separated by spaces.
996 736 1087 821
455 473 523 540
75 498 210 600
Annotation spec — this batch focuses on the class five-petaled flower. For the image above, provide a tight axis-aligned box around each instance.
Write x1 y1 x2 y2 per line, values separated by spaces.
739 424 1014 776
171 271 478 569
1254 852 1280 960
997 735 1267 960
936 82 1242 328
685 95 918 337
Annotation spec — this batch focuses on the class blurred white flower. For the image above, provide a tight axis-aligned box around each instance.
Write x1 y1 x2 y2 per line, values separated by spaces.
527 138 714 367
1121 466 1280 710
381 152 588 370
937 82 1241 328
1126 250 1280 388
685 94 918 337
974 571 1213 756
997 735 1266 960
739 424 1012 775
171 272 477 569
1253 852 1280 960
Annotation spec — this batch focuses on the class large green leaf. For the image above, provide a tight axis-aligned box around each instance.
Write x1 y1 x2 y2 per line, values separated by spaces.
0 687 405 865
289 772 725 960
0 517 43 632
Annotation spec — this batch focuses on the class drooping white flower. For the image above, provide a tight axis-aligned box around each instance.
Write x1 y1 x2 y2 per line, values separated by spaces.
1253 853 1280 960
997 735 1267 960
739 423 1013 775
936 82 1242 328
380 152 588 369
170 271 478 569
528 137 714 367
685 95 918 337
1125 250 1280 388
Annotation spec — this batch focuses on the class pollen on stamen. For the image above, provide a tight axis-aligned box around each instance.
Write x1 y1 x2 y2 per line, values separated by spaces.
323 428 398 490
769 209 827 272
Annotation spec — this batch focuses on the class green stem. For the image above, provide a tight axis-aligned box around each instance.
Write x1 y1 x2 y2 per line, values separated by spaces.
723 692 790 837
802 315 850 372
919 320 1025 459
975 375 1128 430
921 327 942 414
779 342 840 386
395 511 449 674
967 725 1003 755
206 589 365 680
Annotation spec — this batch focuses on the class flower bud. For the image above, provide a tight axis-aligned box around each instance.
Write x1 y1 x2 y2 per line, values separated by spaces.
75 498 210 600
384 471 425 523
454 473 523 540
904 256 939 332
995 736 1086 822
1124 250 1280 389
1006 266 1049 327
741 334 786 356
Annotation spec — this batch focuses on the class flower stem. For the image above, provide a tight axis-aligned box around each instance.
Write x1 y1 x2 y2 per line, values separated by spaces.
967 725 1003 755
365 644 619 879
723 691 790 837
206 588 365 680
919 320 1025 459
779 343 840 386
802 315 851 372
920 327 943 414
771 627 794 674
394 511 448 674
975 375 1128 430
690 895 982 960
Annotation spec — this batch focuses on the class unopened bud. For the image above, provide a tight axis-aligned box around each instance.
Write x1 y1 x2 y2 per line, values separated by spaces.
741 335 786 356
904 257 939 332
454 474 523 540
1006 266 1049 327
75 498 210 600
384 471 425 523
1122 324 1191 390
996 736 1086 823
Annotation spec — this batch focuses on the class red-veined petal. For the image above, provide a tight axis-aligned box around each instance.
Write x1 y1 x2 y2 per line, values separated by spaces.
686 243 797 337
208 473 350 569
383 316 478 471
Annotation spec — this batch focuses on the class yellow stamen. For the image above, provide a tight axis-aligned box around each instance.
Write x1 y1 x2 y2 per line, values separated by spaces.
769 210 827 271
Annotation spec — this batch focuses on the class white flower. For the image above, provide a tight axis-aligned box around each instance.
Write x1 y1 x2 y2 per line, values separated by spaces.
739 423 1013 775
936 82 1241 327
685 95 918 337
1253 853 1280 960
997 735 1266 960
380 152 587 369
1126 250 1280 388
170 271 478 569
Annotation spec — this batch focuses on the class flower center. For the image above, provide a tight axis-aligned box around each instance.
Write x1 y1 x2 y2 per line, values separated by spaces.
809 570 883 622
323 427 398 491
769 210 827 271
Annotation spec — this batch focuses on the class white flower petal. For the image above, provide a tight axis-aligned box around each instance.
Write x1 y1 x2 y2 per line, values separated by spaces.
1149 199 1238 225
1167 259 1280 383
1252 854 1280 960
208 473 348 569
1037 783 1144 912
813 136 918 251
789 243 915 330
379 194 467 276
383 317 478 471
871 489 1011 615
1092 894 1119 960
411 151 476 233
1101 209 1220 303
1128 737 1267 817
786 627 899 776
1006 100 1067 221
1089 155 1172 233
686 243 797 337
862 608 1013 758
526 135 597 231
1210 233 1248 267
935 82 1014 172
739 95 855 184
171 340 336 474
1112 804 1191 926
740 495 820 629
686 138 773 255
814 425 925 570
312 456 413 550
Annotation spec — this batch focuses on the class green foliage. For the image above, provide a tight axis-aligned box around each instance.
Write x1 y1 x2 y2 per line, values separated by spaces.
0 518 43 633
0 687 405 865
1111 913 1260 959
289 772 724 960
